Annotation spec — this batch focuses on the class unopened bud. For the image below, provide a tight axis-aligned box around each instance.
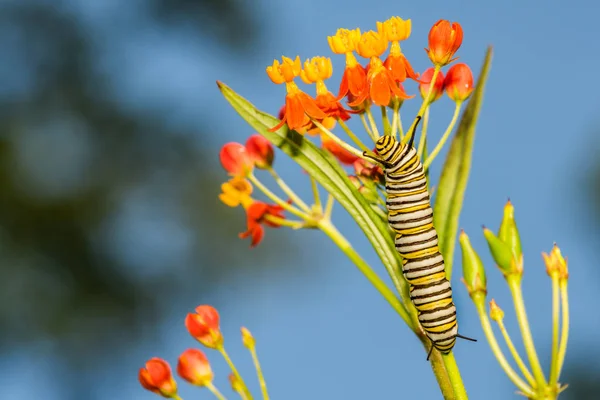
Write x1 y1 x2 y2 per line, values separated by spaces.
498 199 522 259
241 327 255 349
459 230 487 302
483 227 519 276
489 299 504 322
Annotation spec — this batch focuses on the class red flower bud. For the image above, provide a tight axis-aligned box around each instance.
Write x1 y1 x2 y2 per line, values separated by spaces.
425 20 463 66
444 63 474 102
177 349 213 387
219 142 253 176
321 135 360 165
419 68 445 103
245 134 274 169
185 305 223 349
139 358 178 398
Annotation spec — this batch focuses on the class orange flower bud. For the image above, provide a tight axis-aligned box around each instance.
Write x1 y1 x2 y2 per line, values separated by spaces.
419 68 445 102
425 20 463 66
320 134 360 165
356 30 388 59
245 134 274 169
185 305 223 349
327 28 361 54
444 63 474 102
266 56 302 84
177 349 213 387
139 358 178 398
220 142 253 176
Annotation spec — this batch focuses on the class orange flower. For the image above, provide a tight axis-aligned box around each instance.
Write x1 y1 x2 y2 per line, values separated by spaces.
240 201 286 247
245 134 274 169
425 20 463 66
321 134 360 165
355 30 412 106
328 29 369 108
301 57 351 122
444 63 474 102
267 56 327 133
219 177 253 208
276 104 336 136
177 349 214 387
139 358 178 398
220 142 253 176
378 17 419 84
185 305 223 349
419 68 445 102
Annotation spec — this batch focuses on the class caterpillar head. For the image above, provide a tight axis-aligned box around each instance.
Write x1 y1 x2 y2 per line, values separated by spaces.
375 135 403 161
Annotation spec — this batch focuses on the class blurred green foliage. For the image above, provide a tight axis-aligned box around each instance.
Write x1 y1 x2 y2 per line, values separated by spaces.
0 0 274 386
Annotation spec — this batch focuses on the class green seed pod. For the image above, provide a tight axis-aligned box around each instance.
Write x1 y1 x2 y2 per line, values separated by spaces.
498 199 522 259
459 230 487 301
483 227 516 275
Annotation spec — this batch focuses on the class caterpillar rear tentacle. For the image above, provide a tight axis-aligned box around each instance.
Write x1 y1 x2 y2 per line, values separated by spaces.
374 117 476 360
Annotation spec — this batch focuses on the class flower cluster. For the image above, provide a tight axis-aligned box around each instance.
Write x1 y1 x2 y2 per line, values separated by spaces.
266 18 472 135
218 17 475 250
139 305 268 400
460 201 571 398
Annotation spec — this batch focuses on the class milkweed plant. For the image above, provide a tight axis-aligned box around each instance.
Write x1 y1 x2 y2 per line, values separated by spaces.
138 17 570 400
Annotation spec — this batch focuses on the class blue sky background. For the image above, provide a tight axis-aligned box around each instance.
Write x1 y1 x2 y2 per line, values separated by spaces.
2 0 600 399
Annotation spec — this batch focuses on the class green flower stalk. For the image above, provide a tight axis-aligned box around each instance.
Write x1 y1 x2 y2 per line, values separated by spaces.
462 203 570 399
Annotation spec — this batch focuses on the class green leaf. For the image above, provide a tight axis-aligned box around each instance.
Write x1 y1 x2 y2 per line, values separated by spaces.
433 47 493 280
218 81 412 318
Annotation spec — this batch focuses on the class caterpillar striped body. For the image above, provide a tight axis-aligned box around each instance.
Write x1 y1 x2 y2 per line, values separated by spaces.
365 117 475 359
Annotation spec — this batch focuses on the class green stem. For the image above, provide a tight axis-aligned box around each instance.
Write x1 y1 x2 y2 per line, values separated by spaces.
396 101 405 140
249 347 270 400
507 276 547 389
312 119 373 160
248 174 307 220
218 347 250 399
338 119 370 152
405 66 440 144
263 215 304 229
549 273 560 388
423 102 462 171
381 106 392 136
427 347 455 400
318 219 412 327
496 318 536 387
324 194 335 220
475 298 534 396
206 382 228 400
442 353 469 400
309 175 322 212
360 113 377 142
267 168 310 213
417 107 430 159
365 105 381 139
391 100 400 139
556 280 569 381
173 395 184 400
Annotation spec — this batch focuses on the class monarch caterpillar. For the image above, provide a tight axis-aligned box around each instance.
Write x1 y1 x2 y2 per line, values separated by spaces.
364 117 476 360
